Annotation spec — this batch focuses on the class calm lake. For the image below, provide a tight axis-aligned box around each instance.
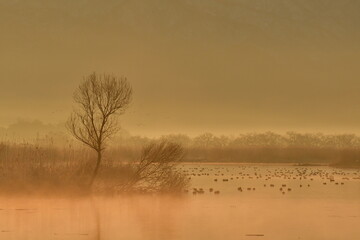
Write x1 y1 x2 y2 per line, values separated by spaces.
0 164 359 240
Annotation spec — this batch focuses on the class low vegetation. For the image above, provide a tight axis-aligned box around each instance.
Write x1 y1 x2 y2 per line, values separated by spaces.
0 140 189 196
1 131 360 195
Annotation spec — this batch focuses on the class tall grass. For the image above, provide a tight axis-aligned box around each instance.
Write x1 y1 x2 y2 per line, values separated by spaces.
0 141 188 196
0 142 93 195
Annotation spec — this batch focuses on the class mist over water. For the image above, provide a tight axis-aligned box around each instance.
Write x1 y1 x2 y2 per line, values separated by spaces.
0 164 359 240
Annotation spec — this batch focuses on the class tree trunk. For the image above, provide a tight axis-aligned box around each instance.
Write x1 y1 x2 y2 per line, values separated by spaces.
89 151 102 187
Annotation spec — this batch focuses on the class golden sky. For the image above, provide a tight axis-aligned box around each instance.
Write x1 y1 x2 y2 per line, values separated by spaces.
1 0 360 136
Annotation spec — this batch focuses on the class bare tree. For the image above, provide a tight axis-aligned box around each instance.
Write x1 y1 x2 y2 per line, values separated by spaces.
67 72 132 187
123 141 189 193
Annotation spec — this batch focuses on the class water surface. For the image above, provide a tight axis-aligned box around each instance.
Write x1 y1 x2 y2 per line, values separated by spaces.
0 164 359 240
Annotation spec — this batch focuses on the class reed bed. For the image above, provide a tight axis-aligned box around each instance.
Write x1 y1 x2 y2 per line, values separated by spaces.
0 141 189 196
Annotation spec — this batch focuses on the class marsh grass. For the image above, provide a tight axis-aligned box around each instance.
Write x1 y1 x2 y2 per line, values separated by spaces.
0 142 92 195
0 141 189 196
1 132 359 196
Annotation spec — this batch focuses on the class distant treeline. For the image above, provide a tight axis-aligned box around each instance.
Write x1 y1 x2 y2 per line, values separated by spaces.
162 132 360 149
111 132 360 166
2 131 360 166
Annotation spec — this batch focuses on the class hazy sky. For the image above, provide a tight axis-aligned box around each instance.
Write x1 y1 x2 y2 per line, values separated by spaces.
1 0 360 136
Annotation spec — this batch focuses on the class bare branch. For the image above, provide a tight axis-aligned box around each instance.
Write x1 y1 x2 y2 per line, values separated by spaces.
67 72 132 186
127 141 188 192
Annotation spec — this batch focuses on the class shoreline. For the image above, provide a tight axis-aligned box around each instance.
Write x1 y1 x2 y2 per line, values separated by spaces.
179 162 329 167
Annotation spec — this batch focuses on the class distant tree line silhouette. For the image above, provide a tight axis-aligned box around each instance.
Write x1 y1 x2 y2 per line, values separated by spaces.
110 132 360 165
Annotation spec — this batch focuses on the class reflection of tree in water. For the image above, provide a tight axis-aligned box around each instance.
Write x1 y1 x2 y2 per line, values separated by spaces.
89 196 186 240
130 196 186 240
90 197 101 240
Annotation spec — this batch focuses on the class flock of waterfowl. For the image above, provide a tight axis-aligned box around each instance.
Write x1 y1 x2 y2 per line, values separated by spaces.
180 165 360 196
